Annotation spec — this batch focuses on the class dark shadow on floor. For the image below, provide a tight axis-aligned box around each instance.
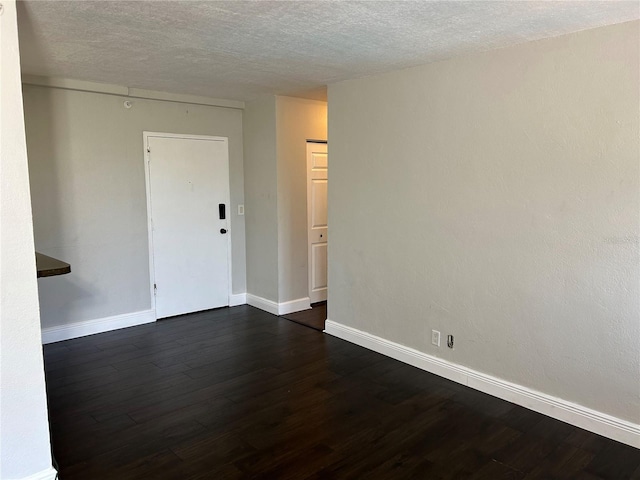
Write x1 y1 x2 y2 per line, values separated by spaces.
280 301 326 331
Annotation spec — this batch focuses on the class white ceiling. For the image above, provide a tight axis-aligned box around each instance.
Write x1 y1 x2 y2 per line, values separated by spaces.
17 1 639 102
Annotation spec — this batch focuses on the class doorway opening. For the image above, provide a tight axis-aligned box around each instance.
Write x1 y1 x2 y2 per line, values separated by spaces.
301 140 328 330
307 140 328 305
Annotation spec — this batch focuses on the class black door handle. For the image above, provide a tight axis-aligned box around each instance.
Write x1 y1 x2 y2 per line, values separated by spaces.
220 228 227 234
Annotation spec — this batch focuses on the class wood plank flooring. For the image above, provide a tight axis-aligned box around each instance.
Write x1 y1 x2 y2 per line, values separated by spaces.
44 305 640 479
280 302 326 331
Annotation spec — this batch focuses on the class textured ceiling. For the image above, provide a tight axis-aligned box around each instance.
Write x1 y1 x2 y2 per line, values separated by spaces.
17 1 639 102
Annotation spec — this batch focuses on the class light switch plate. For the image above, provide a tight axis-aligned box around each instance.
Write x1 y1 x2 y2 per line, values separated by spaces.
238 205 245 215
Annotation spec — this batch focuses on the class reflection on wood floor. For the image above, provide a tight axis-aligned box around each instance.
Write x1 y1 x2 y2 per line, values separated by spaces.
44 305 640 479
280 301 326 331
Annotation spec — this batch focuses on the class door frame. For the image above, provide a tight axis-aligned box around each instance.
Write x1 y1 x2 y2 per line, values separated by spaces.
143 131 233 319
306 139 328 304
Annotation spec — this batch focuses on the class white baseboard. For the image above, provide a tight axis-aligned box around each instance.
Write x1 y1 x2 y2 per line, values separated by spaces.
41 309 156 344
247 294 280 315
229 293 247 307
18 466 57 480
324 320 640 449
246 294 311 316
41 296 249 344
278 297 311 315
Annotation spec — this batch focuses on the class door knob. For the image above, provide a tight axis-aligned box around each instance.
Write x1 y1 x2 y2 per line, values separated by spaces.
220 229 227 234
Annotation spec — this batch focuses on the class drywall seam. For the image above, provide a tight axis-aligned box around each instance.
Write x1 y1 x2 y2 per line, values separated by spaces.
21 75 244 109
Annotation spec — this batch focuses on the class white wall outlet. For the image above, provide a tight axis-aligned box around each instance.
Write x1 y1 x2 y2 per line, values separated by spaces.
431 330 441 347
238 204 244 215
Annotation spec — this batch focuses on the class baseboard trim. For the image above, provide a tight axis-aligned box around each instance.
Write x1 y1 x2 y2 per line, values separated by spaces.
324 320 640 448
229 293 247 307
246 294 311 316
246 294 279 315
278 297 311 315
18 466 58 480
41 309 156 344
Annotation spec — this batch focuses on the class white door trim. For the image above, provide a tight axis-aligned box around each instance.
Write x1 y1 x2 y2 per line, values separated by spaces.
143 132 233 319
307 140 328 304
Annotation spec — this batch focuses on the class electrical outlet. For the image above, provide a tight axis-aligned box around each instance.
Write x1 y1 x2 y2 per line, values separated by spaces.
431 330 441 347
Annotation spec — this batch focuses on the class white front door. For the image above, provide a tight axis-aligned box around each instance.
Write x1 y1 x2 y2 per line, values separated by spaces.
145 133 230 319
307 142 328 304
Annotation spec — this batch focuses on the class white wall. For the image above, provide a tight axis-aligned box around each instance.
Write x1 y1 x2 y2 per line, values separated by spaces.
243 95 327 307
328 20 639 425
0 1 54 478
243 96 279 301
23 85 246 329
276 96 327 303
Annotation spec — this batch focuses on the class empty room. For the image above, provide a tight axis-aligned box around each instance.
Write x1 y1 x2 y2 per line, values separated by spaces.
1 1 639 479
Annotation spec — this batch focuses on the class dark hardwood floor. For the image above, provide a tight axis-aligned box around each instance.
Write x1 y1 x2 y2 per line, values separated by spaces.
44 305 640 479
281 301 326 331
